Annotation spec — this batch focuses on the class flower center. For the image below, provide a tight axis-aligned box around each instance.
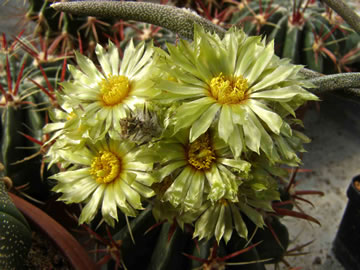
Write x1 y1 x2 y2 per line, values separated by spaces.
219 198 228 207
90 151 121 184
209 73 248 104
99 74 130 106
66 111 77 121
187 133 216 170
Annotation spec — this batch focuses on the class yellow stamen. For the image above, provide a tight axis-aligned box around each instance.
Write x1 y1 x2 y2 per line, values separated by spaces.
66 111 77 120
90 151 121 184
99 74 130 106
219 198 228 207
209 73 248 104
187 133 216 170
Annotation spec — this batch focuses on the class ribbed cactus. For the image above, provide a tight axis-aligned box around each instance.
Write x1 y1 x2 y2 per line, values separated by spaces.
25 0 177 55
0 34 63 198
229 0 360 73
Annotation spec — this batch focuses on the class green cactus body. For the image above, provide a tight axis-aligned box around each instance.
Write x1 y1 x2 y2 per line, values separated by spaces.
102 202 293 269
147 222 191 270
0 106 28 186
225 233 266 270
0 44 62 198
0 181 32 270
110 206 161 269
252 216 290 264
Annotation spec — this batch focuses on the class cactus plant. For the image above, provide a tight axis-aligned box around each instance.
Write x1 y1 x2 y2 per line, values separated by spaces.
0 165 32 270
4 0 360 269
24 0 178 56
0 32 64 198
229 0 359 74
39 6 320 266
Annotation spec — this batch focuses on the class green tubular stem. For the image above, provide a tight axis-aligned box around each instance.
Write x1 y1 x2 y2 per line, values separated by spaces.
309 73 360 93
50 1 226 40
299 68 321 79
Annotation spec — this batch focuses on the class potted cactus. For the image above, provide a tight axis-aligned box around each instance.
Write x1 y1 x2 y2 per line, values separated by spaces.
0 162 97 269
229 0 360 74
1 0 360 269
0 171 32 269
333 175 360 270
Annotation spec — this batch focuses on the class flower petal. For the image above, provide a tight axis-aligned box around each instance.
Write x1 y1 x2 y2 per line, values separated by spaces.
245 40 274 85
247 99 283 134
183 170 205 211
205 165 226 202
231 204 248 239
190 103 221 142
79 184 105 224
96 43 112 75
218 105 234 143
164 166 193 208
101 183 118 226
214 204 226 243
174 97 214 133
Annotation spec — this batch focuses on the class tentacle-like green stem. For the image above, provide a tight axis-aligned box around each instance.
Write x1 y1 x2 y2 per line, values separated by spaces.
308 73 360 94
50 1 226 40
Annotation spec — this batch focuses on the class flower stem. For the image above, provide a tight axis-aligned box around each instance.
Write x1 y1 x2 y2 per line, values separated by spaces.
50 1 226 40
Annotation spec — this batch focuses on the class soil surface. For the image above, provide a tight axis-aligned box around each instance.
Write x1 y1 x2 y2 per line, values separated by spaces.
24 228 72 270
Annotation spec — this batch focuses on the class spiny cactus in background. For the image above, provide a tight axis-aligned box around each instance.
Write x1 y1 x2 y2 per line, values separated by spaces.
75 203 292 269
172 0 234 25
0 33 64 198
229 0 360 73
0 164 32 270
24 0 178 55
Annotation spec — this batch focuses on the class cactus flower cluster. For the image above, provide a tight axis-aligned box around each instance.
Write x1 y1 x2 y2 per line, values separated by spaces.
45 25 318 244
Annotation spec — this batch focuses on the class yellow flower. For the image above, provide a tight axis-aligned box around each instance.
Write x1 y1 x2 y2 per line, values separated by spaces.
61 40 159 141
155 25 318 164
154 129 250 211
51 138 155 226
